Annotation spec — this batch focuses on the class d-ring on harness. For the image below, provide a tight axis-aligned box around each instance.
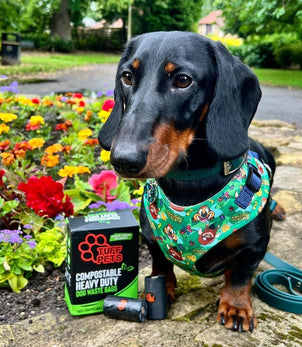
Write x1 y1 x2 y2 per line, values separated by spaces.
255 251 302 314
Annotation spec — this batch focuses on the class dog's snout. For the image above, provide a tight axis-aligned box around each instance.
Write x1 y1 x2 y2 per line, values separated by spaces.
111 147 147 178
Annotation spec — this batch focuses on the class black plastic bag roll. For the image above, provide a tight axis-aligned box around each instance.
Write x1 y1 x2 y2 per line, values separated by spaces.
103 296 147 322
144 275 167 320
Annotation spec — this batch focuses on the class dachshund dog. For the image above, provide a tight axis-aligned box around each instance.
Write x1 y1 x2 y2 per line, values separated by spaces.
98 32 285 332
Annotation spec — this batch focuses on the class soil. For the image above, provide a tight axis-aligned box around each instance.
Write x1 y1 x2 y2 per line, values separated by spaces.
0 243 151 326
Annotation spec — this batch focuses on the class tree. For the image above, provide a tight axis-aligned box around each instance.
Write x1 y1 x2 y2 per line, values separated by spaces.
215 0 302 39
132 0 203 34
90 0 203 37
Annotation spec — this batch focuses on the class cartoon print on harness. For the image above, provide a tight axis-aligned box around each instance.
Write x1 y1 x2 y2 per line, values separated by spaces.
98 31 286 332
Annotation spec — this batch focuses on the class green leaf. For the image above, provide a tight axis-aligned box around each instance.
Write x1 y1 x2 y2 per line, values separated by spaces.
116 180 131 203
33 264 45 273
8 274 28 292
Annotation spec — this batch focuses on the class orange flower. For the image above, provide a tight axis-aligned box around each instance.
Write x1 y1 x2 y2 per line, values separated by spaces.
1 152 15 166
14 149 26 159
84 139 98 146
0 140 10 151
42 99 54 107
85 110 93 122
41 154 60 167
45 143 63 155
62 146 72 154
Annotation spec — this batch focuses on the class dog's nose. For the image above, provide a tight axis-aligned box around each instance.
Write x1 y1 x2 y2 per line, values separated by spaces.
110 148 147 177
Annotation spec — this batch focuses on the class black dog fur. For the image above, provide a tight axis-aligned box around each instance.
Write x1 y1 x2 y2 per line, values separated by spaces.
98 31 281 332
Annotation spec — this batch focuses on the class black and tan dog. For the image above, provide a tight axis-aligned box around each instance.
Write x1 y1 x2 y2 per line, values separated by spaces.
98 31 285 332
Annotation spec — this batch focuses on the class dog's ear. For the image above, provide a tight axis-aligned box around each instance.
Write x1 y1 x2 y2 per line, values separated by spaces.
98 83 123 151
205 40 262 161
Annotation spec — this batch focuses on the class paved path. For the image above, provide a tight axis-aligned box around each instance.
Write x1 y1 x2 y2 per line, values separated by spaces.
16 64 302 126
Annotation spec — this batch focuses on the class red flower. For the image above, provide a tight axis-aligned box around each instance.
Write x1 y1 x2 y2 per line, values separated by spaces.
0 169 5 188
88 170 118 202
102 99 115 111
55 120 72 132
18 176 74 218
73 93 83 99
79 100 85 107
31 98 40 104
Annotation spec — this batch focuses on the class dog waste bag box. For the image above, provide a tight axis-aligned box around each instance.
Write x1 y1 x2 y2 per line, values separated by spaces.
65 209 139 316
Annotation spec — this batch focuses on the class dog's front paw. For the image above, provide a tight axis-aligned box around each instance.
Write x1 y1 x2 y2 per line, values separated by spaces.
217 286 257 332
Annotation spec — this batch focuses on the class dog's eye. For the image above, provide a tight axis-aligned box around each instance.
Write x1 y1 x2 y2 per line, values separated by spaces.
173 74 192 89
121 71 133 86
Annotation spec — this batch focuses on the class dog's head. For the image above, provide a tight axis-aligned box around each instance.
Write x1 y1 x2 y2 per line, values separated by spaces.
98 31 261 178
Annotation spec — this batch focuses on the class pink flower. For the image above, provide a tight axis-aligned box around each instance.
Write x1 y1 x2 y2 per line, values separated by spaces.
88 170 118 201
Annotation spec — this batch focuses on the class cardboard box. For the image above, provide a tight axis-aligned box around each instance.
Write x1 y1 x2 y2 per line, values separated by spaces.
65 209 139 315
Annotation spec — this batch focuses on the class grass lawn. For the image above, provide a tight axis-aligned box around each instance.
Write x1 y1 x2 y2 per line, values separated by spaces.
0 52 121 80
253 68 302 89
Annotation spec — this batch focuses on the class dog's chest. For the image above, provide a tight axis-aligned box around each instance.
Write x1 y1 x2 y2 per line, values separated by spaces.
143 155 270 276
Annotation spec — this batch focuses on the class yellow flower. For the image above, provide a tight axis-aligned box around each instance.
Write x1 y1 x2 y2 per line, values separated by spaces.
133 186 144 196
45 143 63 155
98 109 111 123
17 96 34 106
58 165 90 178
28 115 45 126
0 123 9 134
77 166 91 174
100 150 111 162
0 113 17 123
78 128 93 140
28 137 45 149
41 154 60 168
0 152 15 166
76 107 85 114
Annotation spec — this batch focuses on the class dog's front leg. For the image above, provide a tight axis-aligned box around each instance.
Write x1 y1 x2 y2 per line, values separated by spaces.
217 269 257 332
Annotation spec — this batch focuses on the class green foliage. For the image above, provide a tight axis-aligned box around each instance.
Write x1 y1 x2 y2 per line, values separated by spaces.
51 35 74 53
75 28 124 52
228 34 301 69
215 0 302 39
132 0 203 34
274 43 302 70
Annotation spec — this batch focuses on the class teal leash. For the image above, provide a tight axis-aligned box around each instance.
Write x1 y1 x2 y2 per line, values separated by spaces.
255 252 302 314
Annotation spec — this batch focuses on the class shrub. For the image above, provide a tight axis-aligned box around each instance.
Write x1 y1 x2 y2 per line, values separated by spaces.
274 43 302 69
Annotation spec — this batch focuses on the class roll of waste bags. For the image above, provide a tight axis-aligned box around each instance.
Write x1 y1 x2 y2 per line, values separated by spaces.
145 275 167 320
103 296 147 322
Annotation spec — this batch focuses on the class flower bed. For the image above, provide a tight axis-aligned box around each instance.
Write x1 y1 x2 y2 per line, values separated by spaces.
0 81 143 292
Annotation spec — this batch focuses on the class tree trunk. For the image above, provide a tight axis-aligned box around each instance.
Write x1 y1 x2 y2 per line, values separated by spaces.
50 0 71 41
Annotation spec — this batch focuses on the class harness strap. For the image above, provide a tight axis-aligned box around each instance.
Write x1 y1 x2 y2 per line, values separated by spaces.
255 252 302 314
235 163 262 209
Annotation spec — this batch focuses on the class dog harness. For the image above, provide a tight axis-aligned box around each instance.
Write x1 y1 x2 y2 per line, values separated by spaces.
143 152 271 276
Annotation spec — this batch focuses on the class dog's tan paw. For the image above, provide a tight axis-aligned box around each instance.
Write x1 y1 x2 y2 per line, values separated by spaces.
217 284 257 332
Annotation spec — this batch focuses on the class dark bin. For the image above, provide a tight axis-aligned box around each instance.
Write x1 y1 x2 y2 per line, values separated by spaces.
1 33 21 65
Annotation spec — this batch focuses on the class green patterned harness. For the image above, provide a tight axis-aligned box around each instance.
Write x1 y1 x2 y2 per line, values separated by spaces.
143 153 270 276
